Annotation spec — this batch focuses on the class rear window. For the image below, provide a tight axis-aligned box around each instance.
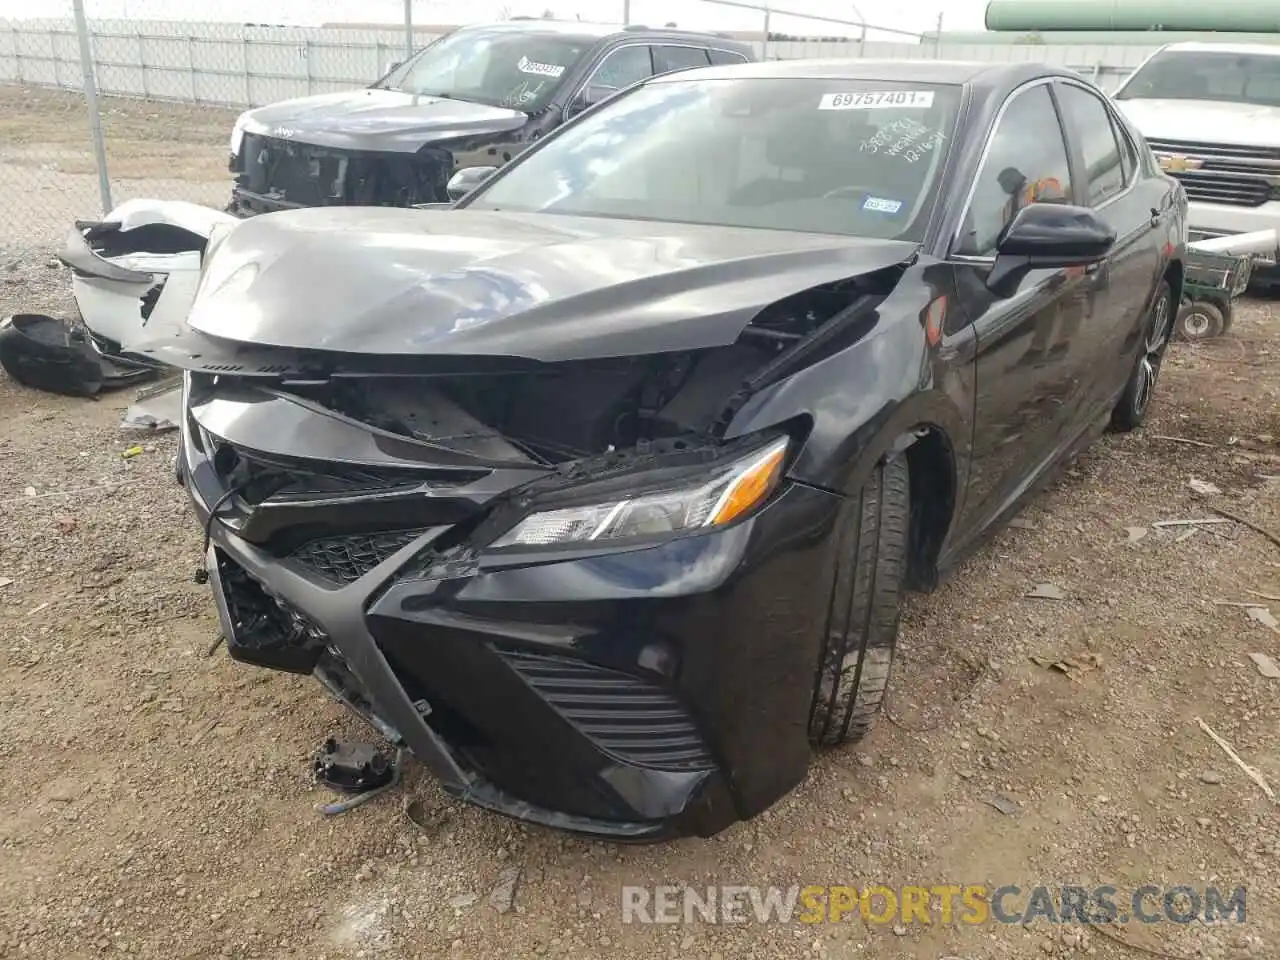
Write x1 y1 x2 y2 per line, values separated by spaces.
1116 50 1280 108
708 48 750 66
466 77 962 242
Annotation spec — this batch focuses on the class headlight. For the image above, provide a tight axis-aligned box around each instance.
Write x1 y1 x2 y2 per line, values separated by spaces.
490 436 790 549
229 112 250 157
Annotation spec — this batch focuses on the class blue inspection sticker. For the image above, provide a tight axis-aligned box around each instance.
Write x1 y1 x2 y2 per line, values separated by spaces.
863 196 904 214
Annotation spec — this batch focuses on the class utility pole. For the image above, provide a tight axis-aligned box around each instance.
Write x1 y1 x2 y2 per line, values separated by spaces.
72 0 111 214
403 0 413 61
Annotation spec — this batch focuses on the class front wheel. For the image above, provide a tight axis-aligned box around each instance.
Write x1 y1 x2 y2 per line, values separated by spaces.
808 456 909 747
1111 278 1172 433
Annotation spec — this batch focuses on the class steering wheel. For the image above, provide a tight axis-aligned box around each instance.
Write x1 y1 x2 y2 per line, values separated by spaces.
821 185 884 200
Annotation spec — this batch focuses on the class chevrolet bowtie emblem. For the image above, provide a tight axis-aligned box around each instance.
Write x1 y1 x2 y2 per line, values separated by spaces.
1157 153 1203 173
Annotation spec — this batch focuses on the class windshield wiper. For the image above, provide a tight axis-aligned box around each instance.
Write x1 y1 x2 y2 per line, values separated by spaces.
414 90 496 107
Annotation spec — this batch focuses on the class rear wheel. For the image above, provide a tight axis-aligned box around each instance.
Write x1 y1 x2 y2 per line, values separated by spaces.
808 456 909 747
1112 279 1172 433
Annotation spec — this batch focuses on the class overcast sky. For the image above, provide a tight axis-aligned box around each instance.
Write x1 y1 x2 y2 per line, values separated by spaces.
10 0 992 40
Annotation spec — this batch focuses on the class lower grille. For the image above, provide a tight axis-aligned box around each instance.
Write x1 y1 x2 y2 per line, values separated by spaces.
219 552 328 651
289 529 428 585
500 648 714 771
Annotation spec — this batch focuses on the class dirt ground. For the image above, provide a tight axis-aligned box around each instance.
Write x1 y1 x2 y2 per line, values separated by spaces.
0 85 235 251
1 230 1279 956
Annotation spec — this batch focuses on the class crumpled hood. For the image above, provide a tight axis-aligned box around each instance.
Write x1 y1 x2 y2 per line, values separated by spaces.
186 206 918 362
1115 98 1280 149
240 88 529 153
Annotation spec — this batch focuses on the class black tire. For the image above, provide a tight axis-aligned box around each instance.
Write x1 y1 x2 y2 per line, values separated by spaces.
1220 300 1235 334
808 455 909 747
1174 300 1226 342
1112 278 1173 433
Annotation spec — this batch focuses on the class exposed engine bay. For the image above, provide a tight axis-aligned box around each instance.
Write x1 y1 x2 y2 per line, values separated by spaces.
220 274 892 474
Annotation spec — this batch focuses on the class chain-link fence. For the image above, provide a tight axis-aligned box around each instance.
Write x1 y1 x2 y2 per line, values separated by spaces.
1 0 1155 258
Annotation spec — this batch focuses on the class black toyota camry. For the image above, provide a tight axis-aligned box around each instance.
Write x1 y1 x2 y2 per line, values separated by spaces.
152 59 1186 839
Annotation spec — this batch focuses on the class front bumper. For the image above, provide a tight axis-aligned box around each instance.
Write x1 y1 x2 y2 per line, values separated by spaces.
180 396 843 839
1188 201 1280 284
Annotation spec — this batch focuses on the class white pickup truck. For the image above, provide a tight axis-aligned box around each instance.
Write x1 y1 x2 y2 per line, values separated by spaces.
1112 41 1280 287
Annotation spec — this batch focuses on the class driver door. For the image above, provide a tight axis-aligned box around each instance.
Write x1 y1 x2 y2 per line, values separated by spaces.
948 81 1097 543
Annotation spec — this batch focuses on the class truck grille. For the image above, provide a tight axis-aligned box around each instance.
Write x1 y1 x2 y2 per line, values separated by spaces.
1146 137 1280 208
238 133 449 208
499 648 714 771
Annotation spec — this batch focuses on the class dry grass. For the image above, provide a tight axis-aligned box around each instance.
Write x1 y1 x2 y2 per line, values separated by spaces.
0 84 236 182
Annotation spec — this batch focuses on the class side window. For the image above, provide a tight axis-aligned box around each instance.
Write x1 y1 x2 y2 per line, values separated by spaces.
589 45 655 94
1115 120 1140 184
707 48 749 66
653 45 711 75
955 84 1072 258
1057 83 1126 206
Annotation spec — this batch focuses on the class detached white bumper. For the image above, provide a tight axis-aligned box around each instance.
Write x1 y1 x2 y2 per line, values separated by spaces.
58 199 236 353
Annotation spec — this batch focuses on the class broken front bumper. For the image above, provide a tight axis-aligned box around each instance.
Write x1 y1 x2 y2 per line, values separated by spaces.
179 395 844 839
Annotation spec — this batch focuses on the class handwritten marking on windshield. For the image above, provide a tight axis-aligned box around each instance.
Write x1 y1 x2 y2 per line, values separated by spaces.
860 117 948 163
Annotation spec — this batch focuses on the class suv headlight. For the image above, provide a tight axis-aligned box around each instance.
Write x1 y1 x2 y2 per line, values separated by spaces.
229 112 250 157
490 436 790 549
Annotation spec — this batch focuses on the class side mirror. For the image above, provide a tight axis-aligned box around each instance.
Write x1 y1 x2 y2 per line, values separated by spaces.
987 202 1115 292
446 165 498 202
567 84 615 118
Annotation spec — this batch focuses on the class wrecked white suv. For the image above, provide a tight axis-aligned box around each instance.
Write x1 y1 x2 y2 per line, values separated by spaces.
1112 42 1280 285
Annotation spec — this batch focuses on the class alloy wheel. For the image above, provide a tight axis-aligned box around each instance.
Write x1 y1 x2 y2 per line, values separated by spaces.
1134 291 1171 416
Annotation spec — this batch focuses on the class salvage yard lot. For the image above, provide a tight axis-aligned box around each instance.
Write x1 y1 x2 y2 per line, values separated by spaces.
2 264 1280 956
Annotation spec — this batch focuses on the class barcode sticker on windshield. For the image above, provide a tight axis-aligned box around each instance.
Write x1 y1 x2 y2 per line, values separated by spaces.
819 91 934 110
517 56 566 78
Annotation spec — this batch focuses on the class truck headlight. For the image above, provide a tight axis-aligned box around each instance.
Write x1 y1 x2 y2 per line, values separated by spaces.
229 112 250 157
490 436 790 548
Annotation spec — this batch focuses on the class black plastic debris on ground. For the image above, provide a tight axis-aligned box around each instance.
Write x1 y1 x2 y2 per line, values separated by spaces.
0 314 155 397
312 737 395 794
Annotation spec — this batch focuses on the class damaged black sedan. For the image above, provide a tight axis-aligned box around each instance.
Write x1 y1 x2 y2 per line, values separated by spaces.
156 59 1185 839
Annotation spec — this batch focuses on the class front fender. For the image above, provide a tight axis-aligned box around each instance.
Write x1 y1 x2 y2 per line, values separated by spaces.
722 270 974 501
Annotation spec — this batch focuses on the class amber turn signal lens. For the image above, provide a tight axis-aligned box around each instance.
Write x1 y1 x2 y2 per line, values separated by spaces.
708 441 788 526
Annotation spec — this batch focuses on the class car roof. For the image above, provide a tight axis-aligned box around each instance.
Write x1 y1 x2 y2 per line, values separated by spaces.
456 19 750 47
1155 40 1280 57
647 58 1077 88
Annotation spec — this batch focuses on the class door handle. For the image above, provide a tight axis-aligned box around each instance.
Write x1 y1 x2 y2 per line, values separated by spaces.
1149 207 1161 229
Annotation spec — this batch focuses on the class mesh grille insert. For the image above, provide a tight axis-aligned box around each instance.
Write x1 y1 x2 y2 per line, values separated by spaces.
289 529 428 585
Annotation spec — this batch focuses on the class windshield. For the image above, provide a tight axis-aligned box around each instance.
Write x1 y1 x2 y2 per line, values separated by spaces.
464 77 961 240
381 28 590 110
1116 50 1280 108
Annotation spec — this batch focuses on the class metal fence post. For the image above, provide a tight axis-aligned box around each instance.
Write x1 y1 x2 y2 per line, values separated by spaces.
48 28 59 87
136 31 148 98
403 0 413 61
12 25 22 82
762 6 771 60
71 0 112 214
